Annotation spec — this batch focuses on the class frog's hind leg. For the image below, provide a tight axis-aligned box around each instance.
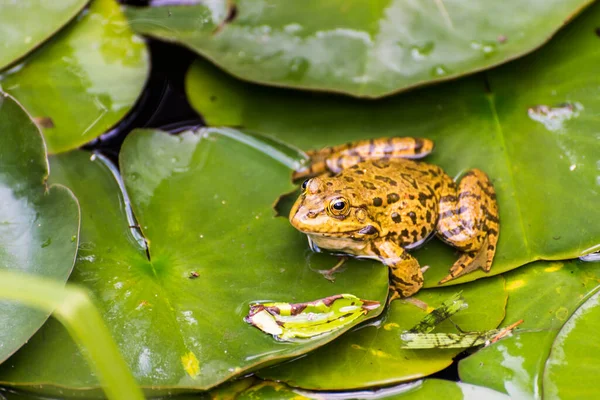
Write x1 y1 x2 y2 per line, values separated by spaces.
435 169 499 284
293 137 434 181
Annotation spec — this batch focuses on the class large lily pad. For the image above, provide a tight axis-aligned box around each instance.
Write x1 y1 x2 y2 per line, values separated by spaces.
543 289 600 399
458 260 600 398
0 0 149 154
0 94 79 363
259 275 506 389
185 2 600 286
0 128 388 395
0 1 88 71
125 0 591 98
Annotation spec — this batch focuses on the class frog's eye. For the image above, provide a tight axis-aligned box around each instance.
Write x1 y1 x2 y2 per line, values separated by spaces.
301 179 310 192
328 197 350 217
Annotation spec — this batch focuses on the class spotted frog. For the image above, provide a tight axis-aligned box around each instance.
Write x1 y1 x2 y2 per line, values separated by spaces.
289 137 499 298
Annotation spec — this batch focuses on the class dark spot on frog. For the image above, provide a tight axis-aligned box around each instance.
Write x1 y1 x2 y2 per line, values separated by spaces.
418 193 430 207
425 210 432 222
400 228 409 238
372 160 390 169
361 181 376 190
420 226 428 238
387 193 399 204
407 212 417 224
355 169 365 175
326 181 333 186
373 197 383 207
344 176 355 183
414 138 424 152
375 175 397 186
359 225 378 235
225 4 238 23
596 28 600 37
391 212 401 223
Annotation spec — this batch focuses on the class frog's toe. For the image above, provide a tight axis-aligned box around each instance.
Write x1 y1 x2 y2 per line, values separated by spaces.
439 240 489 284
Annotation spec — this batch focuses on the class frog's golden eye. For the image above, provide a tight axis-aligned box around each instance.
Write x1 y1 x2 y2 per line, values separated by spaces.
328 197 350 217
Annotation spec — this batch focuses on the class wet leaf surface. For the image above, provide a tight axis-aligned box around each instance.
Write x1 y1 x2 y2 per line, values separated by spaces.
0 95 79 364
125 0 591 98
0 0 88 71
543 288 600 399
0 128 388 395
259 276 506 389
458 260 600 398
0 0 149 154
186 2 600 287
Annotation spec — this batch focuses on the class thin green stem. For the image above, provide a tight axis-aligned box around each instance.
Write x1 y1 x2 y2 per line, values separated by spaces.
0 270 144 400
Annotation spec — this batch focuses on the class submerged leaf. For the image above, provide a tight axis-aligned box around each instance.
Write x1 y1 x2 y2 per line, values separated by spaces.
409 292 467 334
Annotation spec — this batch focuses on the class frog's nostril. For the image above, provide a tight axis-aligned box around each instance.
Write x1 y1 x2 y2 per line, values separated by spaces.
307 211 317 219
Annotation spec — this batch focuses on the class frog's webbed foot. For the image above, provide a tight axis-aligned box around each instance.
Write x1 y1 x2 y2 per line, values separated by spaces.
293 137 434 181
436 169 499 284
319 256 348 282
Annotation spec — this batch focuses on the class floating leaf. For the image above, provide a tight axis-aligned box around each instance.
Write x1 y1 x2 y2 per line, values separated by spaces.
0 94 79 363
259 276 506 390
0 1 88 71
246 294 380 341
186 2 600 285
126 0 591 98
0 128 387 396
0 0 149 154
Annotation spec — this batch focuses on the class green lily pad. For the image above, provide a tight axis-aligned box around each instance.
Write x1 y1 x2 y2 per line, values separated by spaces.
543 288 600 399
0 0 149 154
125 0 591 98
0 94 79 363
458 259 600 398
0 1 88 71
185 2 600 287
0 128 388 396
259 276 506 389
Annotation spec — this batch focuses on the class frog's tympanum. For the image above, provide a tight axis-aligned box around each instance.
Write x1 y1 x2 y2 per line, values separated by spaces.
289 137 499 299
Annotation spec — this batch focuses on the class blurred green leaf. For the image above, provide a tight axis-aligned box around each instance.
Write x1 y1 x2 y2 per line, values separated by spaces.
0 0 88 71
126 0 591 98
186 2 600 286
0 94 79 364
0 0 149 153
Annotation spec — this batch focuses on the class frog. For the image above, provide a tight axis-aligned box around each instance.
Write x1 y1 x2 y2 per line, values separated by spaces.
289 137 499 299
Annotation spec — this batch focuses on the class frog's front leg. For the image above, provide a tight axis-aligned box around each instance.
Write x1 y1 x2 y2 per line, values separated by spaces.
293 137 434 181
368 239 424 300
436 169 499 284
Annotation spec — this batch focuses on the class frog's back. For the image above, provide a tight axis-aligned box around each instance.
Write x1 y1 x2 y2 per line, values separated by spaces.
339 159 445 248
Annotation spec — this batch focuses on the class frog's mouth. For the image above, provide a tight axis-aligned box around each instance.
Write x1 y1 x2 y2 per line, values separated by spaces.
301 224 380 239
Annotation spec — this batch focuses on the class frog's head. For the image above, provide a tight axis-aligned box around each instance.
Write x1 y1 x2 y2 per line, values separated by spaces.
289 177 380 243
